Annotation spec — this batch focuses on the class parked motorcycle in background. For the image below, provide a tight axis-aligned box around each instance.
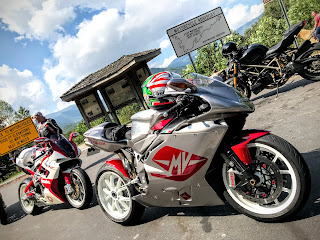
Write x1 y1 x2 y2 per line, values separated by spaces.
84 72 310 225
220 21 320 98
13 133 93 215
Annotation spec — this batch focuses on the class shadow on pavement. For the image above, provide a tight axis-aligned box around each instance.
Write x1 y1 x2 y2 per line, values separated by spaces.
251 78 313 101
84 153 116 171
294 148 320 220
138 204 239 225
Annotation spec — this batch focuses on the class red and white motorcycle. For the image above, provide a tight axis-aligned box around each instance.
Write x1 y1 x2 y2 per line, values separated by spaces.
14 133 93 215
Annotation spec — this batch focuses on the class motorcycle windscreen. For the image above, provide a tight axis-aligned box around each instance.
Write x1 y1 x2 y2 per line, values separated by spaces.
55 138 76 158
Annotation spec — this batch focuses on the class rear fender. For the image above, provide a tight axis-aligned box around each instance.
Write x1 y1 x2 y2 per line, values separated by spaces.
105 159 129 178
232 130 269 165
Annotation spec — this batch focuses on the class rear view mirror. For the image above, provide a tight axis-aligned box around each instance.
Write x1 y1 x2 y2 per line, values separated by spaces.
167 78 198 93
69 132 79 141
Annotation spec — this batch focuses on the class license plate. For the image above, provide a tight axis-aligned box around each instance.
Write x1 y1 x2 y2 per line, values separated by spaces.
87 148 100 156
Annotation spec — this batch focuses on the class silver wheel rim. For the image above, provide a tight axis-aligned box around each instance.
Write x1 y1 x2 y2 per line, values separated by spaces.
223 143 298 215
97 171 132 220
20 183 35 213
66 172 86 207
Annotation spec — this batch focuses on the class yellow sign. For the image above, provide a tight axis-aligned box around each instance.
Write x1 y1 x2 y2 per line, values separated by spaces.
0 116 39 156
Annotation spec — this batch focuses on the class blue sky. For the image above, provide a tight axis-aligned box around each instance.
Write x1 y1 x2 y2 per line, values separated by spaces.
0 0 264 115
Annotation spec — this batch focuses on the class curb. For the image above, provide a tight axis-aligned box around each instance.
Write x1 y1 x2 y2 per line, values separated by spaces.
0 172 27 189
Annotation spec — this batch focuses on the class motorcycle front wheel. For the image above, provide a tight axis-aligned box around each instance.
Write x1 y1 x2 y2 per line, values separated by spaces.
0 195 7 225
95 164 145 225
65 168 93 209
18 177 43 215
298 44 320 81
223 134 310 222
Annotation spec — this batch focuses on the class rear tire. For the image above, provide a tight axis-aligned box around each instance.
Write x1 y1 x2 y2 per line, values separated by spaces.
66 168 93 209
95 164 145 225
18 178 43 215
298 44 320 81
223 134 310 222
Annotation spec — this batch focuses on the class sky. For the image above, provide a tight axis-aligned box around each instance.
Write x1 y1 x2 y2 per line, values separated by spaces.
0 0 264 115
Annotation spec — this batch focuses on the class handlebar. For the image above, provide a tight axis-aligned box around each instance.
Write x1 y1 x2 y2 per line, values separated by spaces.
163 95 192 118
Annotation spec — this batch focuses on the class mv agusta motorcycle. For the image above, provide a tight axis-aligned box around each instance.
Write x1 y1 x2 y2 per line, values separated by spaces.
13 133 93 215
220 20 320 98
84 72 310 224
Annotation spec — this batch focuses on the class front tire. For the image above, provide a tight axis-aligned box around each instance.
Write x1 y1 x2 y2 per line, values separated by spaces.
0 197 7 225
95 164 145 225
223 134 310 222
18 178 43 215
65 168 93 209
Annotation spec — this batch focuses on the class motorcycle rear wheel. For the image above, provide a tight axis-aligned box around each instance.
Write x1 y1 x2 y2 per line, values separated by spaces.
298 44 320 81
222 134 310 222
95 164 145 225
66 168 93 209
18 177 43 215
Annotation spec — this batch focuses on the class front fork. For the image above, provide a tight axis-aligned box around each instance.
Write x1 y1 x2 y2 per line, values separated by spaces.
62 171 74 195
233 62 238 88
221 131 269 188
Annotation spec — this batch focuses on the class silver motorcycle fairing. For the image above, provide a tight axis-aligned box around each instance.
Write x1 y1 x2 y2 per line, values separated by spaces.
84 123 127 152
133 121 228 207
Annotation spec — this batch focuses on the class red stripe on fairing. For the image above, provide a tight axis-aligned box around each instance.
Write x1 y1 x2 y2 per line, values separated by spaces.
232 130 269 165
151 118 173 130
41 178 66 202
24 179 34 193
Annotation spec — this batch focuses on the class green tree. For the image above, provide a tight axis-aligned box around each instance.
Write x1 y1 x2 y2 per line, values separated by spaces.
183 31 244 76
0 100 16 128
16 106 30 121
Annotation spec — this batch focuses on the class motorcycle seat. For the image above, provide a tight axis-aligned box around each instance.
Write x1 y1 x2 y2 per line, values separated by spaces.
104 124 130 142
266 21 304 57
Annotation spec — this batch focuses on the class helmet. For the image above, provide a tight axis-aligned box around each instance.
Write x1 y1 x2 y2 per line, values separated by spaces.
142 72 175 109
222 42 237 57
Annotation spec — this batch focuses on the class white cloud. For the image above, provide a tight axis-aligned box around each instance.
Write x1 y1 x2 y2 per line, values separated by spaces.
225 3 264 30
0 64 51 114
160 55 177 68
160 39 170 49
43 0 222 102
0 0 126 41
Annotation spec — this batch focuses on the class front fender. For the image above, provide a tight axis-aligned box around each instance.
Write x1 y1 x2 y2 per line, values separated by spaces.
232 130 269 165
105 159 130 178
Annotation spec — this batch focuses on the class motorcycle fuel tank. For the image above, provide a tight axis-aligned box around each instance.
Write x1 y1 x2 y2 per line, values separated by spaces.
239 44 268 64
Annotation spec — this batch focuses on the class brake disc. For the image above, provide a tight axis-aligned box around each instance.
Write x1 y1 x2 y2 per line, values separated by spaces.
236 156 284 204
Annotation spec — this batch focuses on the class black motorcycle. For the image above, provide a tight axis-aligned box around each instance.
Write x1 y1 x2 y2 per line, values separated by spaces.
221 21 320 98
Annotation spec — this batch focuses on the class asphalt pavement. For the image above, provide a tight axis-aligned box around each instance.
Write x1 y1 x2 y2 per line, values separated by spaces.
0 76 319 240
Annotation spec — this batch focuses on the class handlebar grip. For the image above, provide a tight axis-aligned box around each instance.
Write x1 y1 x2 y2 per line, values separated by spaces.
163 101 184 118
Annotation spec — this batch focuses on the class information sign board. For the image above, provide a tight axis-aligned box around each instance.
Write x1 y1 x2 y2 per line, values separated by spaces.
167 7 231 57
0 116 39 156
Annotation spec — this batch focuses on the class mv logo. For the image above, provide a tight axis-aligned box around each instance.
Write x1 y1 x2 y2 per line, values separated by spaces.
151 146 208 181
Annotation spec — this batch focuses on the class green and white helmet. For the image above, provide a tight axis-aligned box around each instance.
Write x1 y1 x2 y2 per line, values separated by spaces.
142 71 178 109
